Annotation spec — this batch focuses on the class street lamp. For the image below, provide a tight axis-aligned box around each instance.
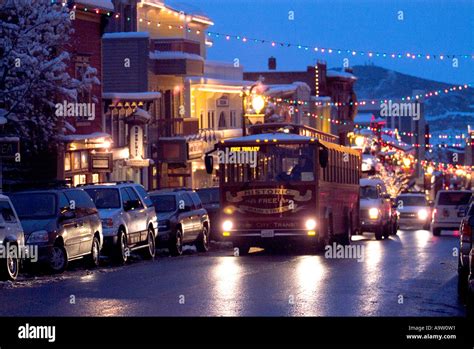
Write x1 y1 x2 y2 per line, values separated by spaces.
242 82 265 136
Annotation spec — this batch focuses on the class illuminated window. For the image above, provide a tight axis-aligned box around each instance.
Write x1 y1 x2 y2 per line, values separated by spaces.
65 153 71 172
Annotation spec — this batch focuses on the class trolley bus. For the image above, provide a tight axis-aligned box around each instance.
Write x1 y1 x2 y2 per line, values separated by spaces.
205 126 361 254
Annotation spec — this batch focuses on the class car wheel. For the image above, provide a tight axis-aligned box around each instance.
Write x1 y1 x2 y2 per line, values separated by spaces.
383 223 390 239
467 285 474 318
142 227 156 260
85 236 100 268
457 259 468 300
196 225 210 252
169 228 183 256
49 244 68 273
114 230 129 264
0 244 19 281
234 244 250 256
432 228 441 236
375 227 383 240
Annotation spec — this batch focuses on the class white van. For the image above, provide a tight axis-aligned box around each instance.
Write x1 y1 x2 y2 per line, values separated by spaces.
431 190 472 236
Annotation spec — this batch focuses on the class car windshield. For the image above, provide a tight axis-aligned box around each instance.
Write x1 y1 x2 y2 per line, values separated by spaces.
150 195 176 212
438 192 471 206
84 188 121 209
360 186 378 199
10 193 56 218
396 196 427 207
196 189 219 204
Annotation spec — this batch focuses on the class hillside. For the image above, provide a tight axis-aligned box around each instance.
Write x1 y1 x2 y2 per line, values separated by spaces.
346 65 474 141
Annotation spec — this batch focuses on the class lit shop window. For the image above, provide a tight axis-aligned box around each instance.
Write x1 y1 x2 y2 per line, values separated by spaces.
65 153 71 172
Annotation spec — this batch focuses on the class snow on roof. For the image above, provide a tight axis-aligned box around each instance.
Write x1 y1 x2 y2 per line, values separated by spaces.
150 51 204 62
77 0 114 11
59 132 111 142
132 108 152 121
186 76 252 87
224 133 314 143
326 70 357 80
0 116 7 125
162 0 212 22
263 82 310 97
381 134 411 151
102 92 161 100
355 112 375 123
103 32 150 39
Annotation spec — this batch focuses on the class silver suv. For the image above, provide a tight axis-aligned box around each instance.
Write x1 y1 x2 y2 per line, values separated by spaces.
83 182 158 264
0 195 25 281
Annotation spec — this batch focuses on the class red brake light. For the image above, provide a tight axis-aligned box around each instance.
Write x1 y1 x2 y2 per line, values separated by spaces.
461 221 472 238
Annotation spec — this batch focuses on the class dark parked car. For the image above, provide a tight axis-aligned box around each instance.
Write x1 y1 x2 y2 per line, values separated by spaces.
9 188 103 273
149 189 210 256
458 202 474 298
468 247 474 316
196 187 220 241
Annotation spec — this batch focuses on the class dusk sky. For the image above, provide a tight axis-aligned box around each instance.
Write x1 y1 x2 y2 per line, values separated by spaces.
187 0 474 85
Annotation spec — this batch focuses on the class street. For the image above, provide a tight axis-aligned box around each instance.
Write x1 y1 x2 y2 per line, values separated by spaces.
0 230 464 317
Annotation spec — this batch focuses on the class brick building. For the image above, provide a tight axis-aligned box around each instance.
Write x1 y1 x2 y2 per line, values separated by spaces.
244 61 358 145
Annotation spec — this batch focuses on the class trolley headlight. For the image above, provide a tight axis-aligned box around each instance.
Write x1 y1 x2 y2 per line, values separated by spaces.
222 220 233 231
417 209 428 220
368 208 380 220
305 219 317 230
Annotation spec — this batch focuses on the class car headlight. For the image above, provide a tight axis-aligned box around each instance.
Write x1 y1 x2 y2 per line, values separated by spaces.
368 208 380 220
222 220 233 231
101 218 115 228
27 230 49 243
418 209 428 220
305 219 317 230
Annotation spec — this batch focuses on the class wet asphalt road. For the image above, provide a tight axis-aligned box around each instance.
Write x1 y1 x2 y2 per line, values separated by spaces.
0 230 466 317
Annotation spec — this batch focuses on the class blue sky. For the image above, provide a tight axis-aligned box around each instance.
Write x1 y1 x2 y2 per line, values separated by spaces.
188 0 474 85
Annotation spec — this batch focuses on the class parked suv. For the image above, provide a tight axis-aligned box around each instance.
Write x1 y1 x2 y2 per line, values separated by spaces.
82 182 157 264
196 187 220 241
359 178 393 240
149 189 210 256
9 188 102 273
0 195 25 281
396 193 431 230
431 190 471 236
458 202 474 298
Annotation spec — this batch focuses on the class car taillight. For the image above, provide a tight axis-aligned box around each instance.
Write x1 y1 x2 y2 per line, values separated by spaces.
461 221 472 241
432 208 437 220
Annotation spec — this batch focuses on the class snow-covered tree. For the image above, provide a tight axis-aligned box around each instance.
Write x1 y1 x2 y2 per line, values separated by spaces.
0 0 99 152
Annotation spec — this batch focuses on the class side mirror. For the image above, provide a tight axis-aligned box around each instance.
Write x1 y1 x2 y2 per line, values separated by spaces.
319 147 328 169
60 209 75 221
205 155 214 174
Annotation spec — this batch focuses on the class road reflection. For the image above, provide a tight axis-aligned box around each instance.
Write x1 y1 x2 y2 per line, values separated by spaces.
209 257 243 316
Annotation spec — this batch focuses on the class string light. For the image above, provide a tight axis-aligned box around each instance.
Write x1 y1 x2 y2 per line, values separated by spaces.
206 31 474 62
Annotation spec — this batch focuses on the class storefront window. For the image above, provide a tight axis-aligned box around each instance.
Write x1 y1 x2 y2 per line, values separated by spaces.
73 152 81 170
81 151 88 169
92 173 99 183
64 153 71 172
73 174 87 187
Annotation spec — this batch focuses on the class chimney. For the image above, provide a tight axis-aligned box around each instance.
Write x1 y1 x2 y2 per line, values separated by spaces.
268 57 277 70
